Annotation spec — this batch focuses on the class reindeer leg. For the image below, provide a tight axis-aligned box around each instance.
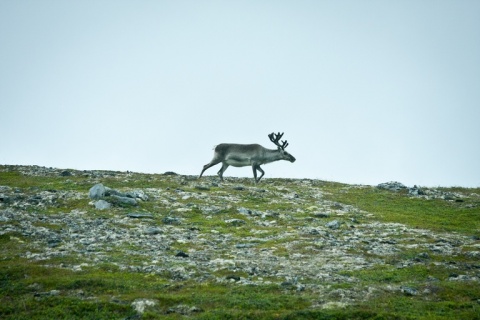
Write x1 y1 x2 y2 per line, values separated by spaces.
199 159 221 179
252 164 265 183
217 162 229 181
256 165 265 183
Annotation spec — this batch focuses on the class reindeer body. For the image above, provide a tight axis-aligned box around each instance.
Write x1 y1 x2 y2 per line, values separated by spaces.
199 133 296 183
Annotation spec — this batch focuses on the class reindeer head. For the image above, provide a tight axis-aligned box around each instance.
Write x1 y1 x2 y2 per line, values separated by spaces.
268 132 296 163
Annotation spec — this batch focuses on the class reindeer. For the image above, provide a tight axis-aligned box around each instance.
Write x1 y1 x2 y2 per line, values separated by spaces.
199 132 296 183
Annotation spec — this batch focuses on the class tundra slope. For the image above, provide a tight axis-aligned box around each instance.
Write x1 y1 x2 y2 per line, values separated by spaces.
0 165 479 318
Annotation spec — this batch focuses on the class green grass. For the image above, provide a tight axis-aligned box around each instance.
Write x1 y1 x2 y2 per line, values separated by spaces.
0 260 316 319
323 184 480 236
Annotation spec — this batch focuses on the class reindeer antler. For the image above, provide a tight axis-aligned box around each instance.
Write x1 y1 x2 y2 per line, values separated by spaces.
268 132 289 150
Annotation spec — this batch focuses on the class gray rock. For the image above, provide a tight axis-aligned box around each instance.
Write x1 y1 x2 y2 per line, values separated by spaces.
303 227 328 236
104 187 126 197
443 193 457 201
226 275 241 282
194 185 210 191
176 251 189 258
377 181 407 191
235 243 255 248
448 274 478 282
128 213 153 219
415 252 430 260
314 212 330 218
89 183 106 200
237 207 263 217
238 207 251 215
94 200 111 210
144 227 162 235
131 299 157 314
35 290 61 298
47 239 61 248
201 206 222 214
408 185 425 196
112 195 137 206
0 194 11 204
326 220 341 229
225 219 246 226
167 304 201 316
401 286 418 296
162 216 181 225
126 189 149 201
0 186 12 192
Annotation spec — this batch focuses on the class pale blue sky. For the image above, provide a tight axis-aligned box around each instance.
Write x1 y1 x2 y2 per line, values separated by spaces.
1 1 479 187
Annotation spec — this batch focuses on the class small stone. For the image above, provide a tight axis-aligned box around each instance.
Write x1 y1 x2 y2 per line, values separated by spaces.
126 190 149 201
226 275 241 282
131 299 157 314
0 194 11 204
326 220 341 229
401 286 418 296
144 227 162 235
237 207 252 215
176 251 189 258
167 304 201 315
281 281 295 288
128 213 153 219
195 185 210 191
332 203 343 210
416 252 430 260
50 289 61 296
95 200 111 210
35 290 61 298
0 186 12 192
47 239 61 248
225 219 246 226
449 274 477 281
162 216 181 225
314 212 330 218
235 243 255 248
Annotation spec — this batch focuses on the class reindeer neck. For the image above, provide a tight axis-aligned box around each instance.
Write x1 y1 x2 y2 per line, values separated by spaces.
262 148 283 163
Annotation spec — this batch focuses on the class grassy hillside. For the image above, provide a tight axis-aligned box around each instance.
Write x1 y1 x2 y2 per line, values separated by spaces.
1 165 479 319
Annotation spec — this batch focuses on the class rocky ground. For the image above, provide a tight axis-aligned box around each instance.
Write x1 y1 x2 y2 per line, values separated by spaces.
1 165 479 315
